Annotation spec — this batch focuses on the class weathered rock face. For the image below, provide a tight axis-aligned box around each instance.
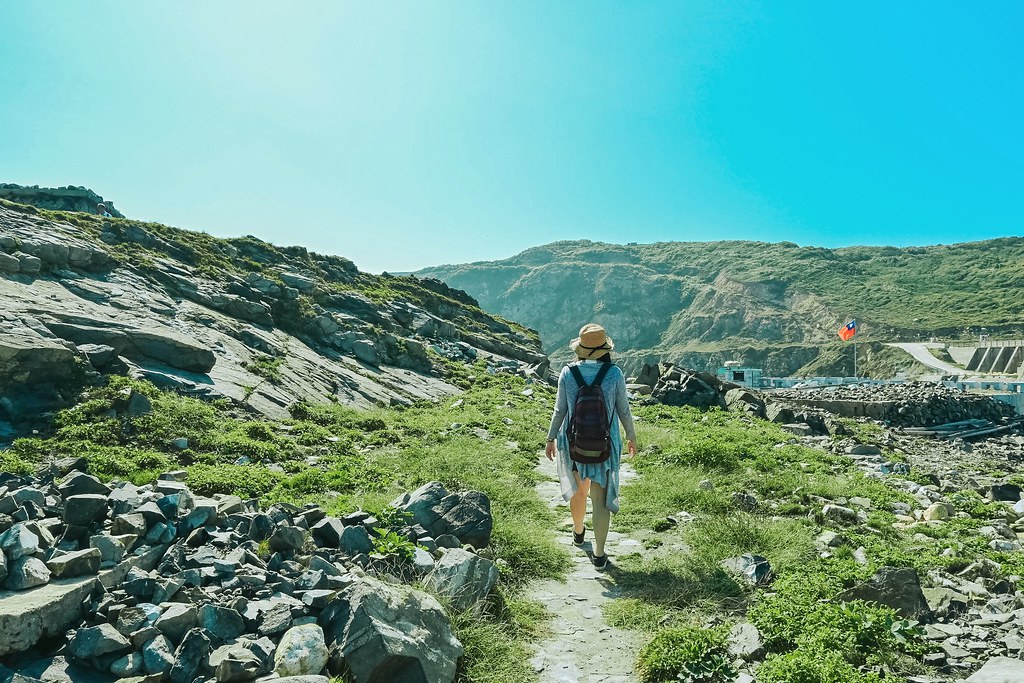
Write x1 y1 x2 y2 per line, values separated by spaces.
320 576 463 683
0 200 545 437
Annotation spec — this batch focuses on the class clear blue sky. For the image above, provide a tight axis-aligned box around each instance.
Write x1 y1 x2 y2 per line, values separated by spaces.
2 2 1021 273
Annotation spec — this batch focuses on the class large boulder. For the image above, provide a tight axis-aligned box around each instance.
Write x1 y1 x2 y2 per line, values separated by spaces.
69 623 132 660
319 577 462 683
835 566 930 619
274 624 329 676
4 556 51 590
425 548 499 611
391 482 493 549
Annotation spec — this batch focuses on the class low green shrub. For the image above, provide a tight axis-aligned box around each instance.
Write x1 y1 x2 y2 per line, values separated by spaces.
757 650 883 683
186 464 283 498
637 625 734 683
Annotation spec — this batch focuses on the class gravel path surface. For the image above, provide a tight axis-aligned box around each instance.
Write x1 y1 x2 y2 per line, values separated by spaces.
528 453 644 683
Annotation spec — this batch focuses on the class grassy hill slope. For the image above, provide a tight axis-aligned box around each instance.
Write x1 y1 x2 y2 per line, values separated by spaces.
418 238 1024 375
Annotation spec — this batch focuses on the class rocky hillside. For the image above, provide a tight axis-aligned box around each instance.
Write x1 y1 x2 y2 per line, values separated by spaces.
0 198 545 439
418 238 1024 374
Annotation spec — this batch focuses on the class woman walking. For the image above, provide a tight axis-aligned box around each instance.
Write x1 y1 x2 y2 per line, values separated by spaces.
545 323 637 569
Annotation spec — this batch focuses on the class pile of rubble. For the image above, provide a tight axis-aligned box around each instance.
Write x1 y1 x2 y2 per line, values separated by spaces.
823 440 1024 676
770 382 1018 427
0 466 500 683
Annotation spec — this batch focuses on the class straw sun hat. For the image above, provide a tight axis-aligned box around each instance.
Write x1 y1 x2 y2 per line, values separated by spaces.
569 323 614 360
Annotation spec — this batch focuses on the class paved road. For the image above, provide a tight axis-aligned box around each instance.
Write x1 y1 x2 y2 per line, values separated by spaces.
887 343 965 375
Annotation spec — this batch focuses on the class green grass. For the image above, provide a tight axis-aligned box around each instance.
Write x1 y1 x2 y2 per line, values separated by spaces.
607 402 1020 683
3 371 567 682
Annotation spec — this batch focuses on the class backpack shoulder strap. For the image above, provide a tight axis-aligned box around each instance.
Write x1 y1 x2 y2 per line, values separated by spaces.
568 365 587 388
592 362 612 387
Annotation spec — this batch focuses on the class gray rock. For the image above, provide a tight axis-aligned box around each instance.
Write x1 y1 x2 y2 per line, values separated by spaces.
211 642 263 682
111 512 146 537
0 251 20 273
169 628 211 683
822 504 857 524
340 525 374 556
815 531 848 551
727 622 765 662
17 253 42 274
965 657 1024 682
58 473 111 498
117 603 161 635
320 576 462 683
46 547 101 579
0 522 39 561
846 444 882 455
110 653 143 677
78 344 117 368
252 602 290 637
62 494 109 526
274 624 329 676
989 484 1023 502
89 534 127 565
155 604 197 644
721 555 772 587
142 634 175 675
426 548 499 611
200 604 246 642
4 556 51 590
310 518 344 547
269 525 305 553
836 566 930 619
126 392 152 416
69 623 132 659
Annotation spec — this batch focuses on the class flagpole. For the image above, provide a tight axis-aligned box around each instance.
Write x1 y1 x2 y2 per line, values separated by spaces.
853 340 857 379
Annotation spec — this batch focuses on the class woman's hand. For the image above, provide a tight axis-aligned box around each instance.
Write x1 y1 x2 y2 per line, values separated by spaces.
545 440 556 461
626 440 637 458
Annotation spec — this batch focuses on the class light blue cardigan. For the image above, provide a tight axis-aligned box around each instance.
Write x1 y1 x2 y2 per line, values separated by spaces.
546 360 637 513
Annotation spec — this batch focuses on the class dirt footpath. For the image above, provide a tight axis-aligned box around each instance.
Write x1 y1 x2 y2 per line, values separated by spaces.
528 453 644 683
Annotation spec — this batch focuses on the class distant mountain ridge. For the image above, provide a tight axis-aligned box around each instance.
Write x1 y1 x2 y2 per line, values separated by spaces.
417 238 1024 375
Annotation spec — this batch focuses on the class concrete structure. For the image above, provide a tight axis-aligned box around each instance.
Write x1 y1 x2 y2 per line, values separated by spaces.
717 366 764 388
948 340 1024 376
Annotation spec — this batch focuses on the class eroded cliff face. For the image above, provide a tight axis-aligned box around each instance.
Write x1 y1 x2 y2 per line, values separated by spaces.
0 200 545 435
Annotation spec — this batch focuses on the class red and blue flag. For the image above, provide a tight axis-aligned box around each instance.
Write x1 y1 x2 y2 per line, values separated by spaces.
838 319 857 341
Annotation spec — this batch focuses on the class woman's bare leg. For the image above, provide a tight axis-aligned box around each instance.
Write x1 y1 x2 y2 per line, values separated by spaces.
590 481 610 557
570 471 591 535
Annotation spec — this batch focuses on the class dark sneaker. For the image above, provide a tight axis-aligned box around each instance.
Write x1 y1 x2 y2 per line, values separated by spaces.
573 530 585 547
591 554 608 570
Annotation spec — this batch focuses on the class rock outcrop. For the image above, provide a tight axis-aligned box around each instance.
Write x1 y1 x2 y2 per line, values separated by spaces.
0 199 545 437
0 183 125 217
